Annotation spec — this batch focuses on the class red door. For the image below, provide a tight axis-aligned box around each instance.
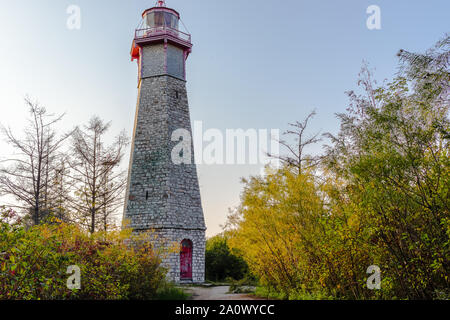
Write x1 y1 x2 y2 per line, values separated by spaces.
180 239 193 280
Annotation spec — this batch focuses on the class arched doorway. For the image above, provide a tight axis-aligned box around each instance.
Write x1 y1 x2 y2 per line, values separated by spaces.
180 239 193 280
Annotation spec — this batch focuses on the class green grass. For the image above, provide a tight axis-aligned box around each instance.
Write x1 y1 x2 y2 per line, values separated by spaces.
252 286 334 300
155 284 191 300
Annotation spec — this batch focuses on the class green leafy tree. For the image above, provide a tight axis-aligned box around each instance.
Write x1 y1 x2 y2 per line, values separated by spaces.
205 233 249 282
325 35 449 299
226 35 449 300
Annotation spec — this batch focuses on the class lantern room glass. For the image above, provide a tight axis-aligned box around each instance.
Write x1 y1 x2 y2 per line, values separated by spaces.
145 10 179 30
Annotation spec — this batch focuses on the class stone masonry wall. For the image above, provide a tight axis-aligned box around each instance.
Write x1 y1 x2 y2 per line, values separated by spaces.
151 229 206 283
123 71 206 283
140 44 185 80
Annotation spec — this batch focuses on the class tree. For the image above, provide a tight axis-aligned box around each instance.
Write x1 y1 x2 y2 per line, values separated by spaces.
324 35 449 299
0 98 68 225
227 35 449 300
205 233 249 282
69 116 129 234
46 157 73 223
226 111 373 299
226 165 329 298
268 111 321 175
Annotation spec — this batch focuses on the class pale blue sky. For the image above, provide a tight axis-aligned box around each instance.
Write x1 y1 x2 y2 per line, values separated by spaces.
0 0 448 236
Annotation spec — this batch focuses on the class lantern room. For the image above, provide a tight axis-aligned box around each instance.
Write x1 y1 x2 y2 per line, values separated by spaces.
131 0 192 63
143 5 180 30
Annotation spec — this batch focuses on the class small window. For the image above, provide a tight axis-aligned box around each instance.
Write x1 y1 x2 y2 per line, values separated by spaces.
146 191 149 200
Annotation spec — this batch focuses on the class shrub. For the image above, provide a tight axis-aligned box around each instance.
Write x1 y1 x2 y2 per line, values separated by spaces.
0 209 168 300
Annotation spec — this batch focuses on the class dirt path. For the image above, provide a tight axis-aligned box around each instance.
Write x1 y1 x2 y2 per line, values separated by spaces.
182 286 263 301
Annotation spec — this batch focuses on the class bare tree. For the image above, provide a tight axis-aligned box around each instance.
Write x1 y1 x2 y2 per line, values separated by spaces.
268 110 322 174
69 116 129 234
46 156 73 223
0 98 69 225
97 160 126 232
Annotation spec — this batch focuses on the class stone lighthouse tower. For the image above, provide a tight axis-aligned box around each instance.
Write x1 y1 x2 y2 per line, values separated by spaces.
123 0 206 284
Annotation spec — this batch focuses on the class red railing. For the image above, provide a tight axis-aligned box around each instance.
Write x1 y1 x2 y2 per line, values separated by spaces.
135 26 191 43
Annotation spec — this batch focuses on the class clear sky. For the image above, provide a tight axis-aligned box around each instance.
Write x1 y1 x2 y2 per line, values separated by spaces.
0 0 448 237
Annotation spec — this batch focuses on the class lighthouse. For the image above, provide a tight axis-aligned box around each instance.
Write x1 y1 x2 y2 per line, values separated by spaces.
123 0 206 284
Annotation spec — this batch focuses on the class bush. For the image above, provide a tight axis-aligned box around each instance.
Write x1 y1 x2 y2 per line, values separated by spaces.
0 209 169 300
205 234 250 283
